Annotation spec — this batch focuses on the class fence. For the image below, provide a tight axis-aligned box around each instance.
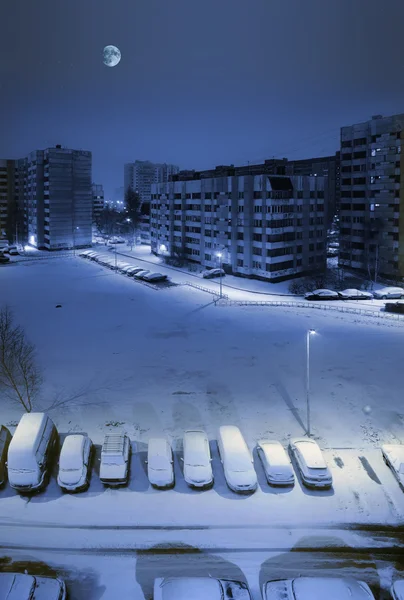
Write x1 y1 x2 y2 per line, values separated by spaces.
185 281 229 300
216 298 404 324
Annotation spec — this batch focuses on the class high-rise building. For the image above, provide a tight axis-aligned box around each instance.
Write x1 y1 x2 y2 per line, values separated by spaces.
92 183 104 221
23 145 92 250
0 159 25 244
339 114 404 279
151 166 327 282
124 160 180 204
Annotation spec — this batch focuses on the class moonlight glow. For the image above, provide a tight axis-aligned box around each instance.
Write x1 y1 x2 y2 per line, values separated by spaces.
103 45 121 67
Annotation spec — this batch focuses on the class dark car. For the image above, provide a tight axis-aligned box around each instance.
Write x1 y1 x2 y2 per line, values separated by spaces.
385 301 404 314
0 253 10 263
304 289 339 301
0 426 12 486
202 268 225 279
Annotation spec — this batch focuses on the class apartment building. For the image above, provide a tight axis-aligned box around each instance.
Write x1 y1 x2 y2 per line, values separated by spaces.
0 159 25 244
24 145 92 250
92 183 104 221
339 114 404 279
124 160 180 204
151 167 327 282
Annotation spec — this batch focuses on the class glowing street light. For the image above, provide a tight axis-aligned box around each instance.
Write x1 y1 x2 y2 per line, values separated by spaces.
306 329 316 437
160 244 167 254
216 251 223 299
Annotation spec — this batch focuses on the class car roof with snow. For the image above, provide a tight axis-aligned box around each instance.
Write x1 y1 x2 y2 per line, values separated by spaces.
0 573 36 600
340 288 360 294
148 437 170 457
291 438 327 468
258 440 289 465
155 577 222 600
392 580 404 599
313 289 336 293
60 435 86 470
8 413 49 462
102 433 126 455
291 577 373 600
382 444 404 461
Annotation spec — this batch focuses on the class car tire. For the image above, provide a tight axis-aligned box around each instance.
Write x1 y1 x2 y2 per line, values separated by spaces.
401 295 404 299
381 295 387 300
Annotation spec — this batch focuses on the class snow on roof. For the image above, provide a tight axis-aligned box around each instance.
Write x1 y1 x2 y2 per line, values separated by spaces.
292 439 327 469
102 433 126 455
60 435 86 470
148 437 170 457
392 581 404 600
382 444 404 462
157 577 222 600
0 573 35 600
8 413 48 466
292 577 373 600
258 440 289 465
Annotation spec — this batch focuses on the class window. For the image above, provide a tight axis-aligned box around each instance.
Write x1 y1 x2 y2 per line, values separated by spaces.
296 258 302 266
204 253 211 260
237 258 244 267
237 232 244 240
353 151 367 159
309 243 315 251
252 260 261 269
204 192 212 199
237 245 243 253
252 246 262 256
253 233 262 241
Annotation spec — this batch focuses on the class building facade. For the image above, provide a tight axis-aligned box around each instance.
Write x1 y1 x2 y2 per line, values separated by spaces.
92 183 104 221
339 114 404 279
0 159 25 244
151 168 327 282
124 160 180 204
23 146 92 250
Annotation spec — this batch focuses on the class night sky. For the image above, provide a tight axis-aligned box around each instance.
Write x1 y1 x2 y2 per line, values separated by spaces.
2 0 404 197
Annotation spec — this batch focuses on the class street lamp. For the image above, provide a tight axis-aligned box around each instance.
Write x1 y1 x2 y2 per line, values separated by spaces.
306 329 316 437
216 252 223 299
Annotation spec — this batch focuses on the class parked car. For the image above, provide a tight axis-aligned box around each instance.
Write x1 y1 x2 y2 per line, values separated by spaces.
117 262 131 272
338 289 373 300
391 581 404 600
289 438 332 489
182 429 213 489
257 439 294 486
79 250 92 257
217 426 257 493
147 437 174 489
0 253 10 263
373 286 404 299
7 412 58 493
0 425 12 487
154 577 252 600
202 268 225 279
262 577 375 600
126 266 145 276
57 434 93 492
304 289 339 301
385 301 404 314
8 245 19 255
120 264 136 274
86 252 99 260
142 272 168 282
133 269 151 279
99 433 131 486
381 444 404 490
0 572 67 600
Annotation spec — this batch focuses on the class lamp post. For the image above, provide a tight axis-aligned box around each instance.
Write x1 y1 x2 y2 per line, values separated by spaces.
306 329 316 437
216 251 223 299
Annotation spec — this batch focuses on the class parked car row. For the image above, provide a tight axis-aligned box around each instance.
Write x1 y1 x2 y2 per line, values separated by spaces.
1 244 19 255
305 286 404 301
3 572 404 600
2 415 403 495
79 250 168 282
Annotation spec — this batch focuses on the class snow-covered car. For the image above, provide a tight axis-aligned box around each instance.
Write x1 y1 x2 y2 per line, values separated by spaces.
373 286 404 299
385 301 404 314
262 577 375 600
304 289 339 301
217 426 257 493
117 262 131 272
147 437 174 489
99 433 131 487
142 272 168 282
57 434 93 493
0 572 67 600
87 252 100 260
125 266 145 276
338 289 373 300
381 444 404 490
202 268 225 279
182 429 213 489
0 425 11 487
391 580 404 600
257 439 294 486
289 438 332 489
154 577 252 600
8 245 19 255
133 269 151 279
79 250 93 257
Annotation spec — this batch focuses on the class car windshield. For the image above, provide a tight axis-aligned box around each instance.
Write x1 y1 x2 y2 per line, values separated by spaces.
149 456 169 470
187 453 208 467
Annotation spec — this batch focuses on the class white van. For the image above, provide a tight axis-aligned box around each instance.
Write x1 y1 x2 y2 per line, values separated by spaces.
217 426 257 493
7 412 58 493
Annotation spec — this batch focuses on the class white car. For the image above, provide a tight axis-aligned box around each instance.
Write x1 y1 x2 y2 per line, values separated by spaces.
133 269 151 279
8 245 19 255
99 433 131 486
142 272 168 282
182 429 213 489
391 581 404 600
202 268 225 279
381 444 404 490
57 434 93 493
117 262 132 272
289 438 332 489
147 437 174 489
338 288 373 300
257 439 294 486
373 286 404 299
154 577 252 600
217 426 257 493
79 250 92 257
263 577 375 600
0 572 67 599
126 266 145 276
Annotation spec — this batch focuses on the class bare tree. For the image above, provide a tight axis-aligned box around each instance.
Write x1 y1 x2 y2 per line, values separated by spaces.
0 306 43 412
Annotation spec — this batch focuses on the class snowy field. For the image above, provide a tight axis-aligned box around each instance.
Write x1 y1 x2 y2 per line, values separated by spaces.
1 255 404 598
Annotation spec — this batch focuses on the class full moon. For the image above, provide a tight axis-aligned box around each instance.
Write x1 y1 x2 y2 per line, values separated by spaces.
103 45 121 67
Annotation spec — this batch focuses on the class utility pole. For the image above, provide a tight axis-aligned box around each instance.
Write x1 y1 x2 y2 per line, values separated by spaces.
306 329 316 437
